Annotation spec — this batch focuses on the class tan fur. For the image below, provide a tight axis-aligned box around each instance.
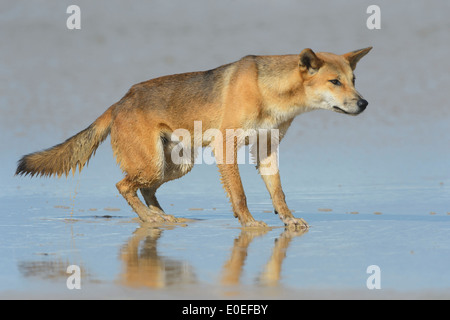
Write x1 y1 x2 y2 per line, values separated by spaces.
16 107 113 178
16 47 372 229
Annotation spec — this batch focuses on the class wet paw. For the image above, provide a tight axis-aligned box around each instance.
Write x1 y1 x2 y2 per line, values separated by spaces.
160 213 180 223
141 214 166 224
143 213 186 224
143 208 188 224
283 217 309 230
243 220 269 228
144 206 176 223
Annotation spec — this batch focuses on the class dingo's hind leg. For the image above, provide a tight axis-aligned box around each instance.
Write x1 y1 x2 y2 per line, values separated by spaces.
112 116 184 223
116 176 165 223
140 186 180 223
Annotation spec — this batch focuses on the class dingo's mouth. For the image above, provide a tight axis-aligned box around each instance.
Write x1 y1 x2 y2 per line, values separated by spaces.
333 106 360 116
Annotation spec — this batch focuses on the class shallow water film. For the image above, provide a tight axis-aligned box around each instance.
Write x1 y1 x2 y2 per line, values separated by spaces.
1 1 449 299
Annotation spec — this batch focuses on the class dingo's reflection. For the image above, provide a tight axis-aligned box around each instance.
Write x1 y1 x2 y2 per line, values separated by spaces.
119 226 196 288
221 228 307 286
120 225 306 289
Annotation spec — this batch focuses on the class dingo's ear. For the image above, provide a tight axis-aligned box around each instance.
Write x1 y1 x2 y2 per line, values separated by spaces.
343 47 372 70
299 48 323 74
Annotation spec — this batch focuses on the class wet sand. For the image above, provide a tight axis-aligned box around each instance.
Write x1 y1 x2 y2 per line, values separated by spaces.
1 1 449 299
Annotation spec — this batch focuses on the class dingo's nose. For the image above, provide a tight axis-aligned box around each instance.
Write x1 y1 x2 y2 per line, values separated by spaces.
357 99 368 111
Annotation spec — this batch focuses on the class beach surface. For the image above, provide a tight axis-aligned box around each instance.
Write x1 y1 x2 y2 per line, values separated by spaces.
0 0 449 299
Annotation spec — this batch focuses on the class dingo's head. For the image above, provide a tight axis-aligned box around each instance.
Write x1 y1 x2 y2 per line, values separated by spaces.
299 47 372 115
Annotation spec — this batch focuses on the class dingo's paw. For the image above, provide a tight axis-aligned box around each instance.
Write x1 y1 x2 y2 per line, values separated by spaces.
243 220 269 228
283 217 309 230
160 213 179 223
141 214 167 224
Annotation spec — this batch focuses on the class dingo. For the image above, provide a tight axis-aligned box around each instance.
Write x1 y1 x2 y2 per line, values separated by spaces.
16 47 372 229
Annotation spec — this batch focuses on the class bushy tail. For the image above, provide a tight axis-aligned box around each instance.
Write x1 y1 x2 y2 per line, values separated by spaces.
16 107 113 178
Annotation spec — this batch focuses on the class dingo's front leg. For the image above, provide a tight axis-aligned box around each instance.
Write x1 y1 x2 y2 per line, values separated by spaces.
215 136 267 228
258 152 309 230
217 163 267 228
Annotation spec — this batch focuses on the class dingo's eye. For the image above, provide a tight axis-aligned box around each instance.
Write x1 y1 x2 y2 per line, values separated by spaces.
329 79 341 86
